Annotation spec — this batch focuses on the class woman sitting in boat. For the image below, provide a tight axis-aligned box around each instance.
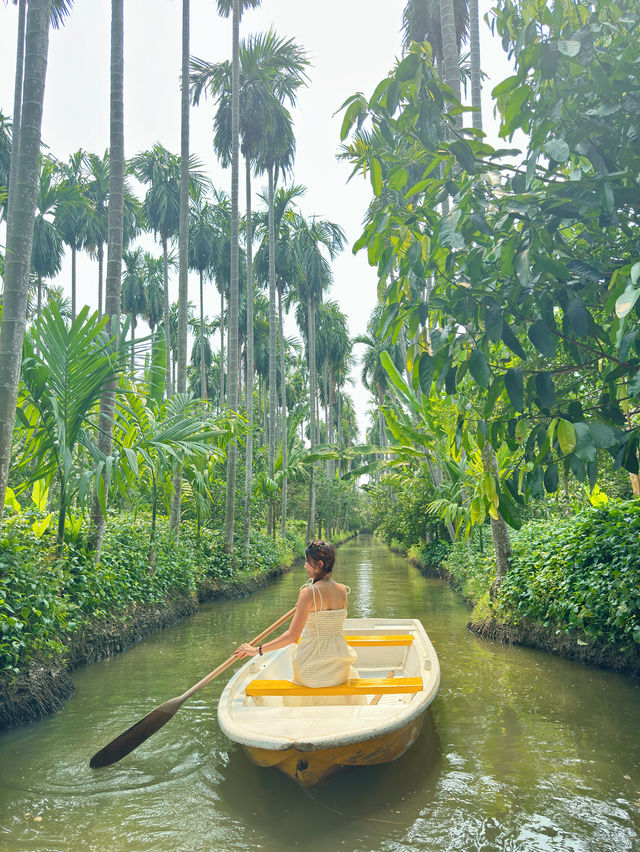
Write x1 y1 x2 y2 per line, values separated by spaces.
233 540 363 703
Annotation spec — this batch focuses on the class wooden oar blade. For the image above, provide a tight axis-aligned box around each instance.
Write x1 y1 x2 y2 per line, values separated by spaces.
89 697 182 768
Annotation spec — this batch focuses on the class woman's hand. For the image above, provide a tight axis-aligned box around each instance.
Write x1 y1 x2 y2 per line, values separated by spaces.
233 643 259 659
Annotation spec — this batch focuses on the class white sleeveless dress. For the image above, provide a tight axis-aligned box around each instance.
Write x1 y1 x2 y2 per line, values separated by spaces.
285 581 366 706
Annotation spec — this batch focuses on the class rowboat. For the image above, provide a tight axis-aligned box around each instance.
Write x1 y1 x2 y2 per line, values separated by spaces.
218 617 440 787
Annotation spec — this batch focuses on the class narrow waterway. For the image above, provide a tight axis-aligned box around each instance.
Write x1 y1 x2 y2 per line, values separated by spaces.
1 535 639 851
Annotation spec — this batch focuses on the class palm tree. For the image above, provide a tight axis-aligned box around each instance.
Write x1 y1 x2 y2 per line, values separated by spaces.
291 213 346 538
401 0 468 74
84 150 140 317
17 304 127 552
31 156 64 320
469 0 481 131
131 144 181 399
255 184 305 533
90 0 125 557
121 247 146 373
54 149 91 321
192 28 308 549
213 0 261 556
140 251 165 336
189 187 218 401
0 0 58 531
5 0 73 237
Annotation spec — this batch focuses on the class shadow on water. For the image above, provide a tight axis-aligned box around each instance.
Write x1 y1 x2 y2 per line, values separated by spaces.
216 709 442 849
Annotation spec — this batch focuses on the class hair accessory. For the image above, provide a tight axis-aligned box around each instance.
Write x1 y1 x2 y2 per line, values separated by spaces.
258 643 263 656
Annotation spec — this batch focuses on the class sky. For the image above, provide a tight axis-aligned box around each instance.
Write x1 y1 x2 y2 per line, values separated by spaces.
0 0 516 438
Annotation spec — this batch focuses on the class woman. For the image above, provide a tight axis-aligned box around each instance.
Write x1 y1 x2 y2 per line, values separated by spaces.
233 540 361 698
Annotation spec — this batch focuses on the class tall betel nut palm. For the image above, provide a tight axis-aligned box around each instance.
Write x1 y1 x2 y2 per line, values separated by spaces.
0 0 53 533
89 0 125 556
215 0 261 557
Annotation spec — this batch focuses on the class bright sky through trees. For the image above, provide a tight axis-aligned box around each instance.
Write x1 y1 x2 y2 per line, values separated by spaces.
0 0 513 434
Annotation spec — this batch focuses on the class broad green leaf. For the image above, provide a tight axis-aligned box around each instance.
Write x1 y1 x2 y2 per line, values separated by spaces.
3 487 21 515
535 372 555 408
615 281 640 319
469 349 491 388
544 137 570 162
501 322 527 359
395 52 420 82
627 368 640 397
418 353 434 395
515 248 530 284
590 424 621 449
557 419 576 454
558 39 581 57
528 319 556 357
566 298 590 337
573 422 597 464
496 485 522 529
505 368 524 411
389 167 408 191
370 158 383 195
544 463 559 493
31 513 53 538
485 303 503 342
31 479 49 512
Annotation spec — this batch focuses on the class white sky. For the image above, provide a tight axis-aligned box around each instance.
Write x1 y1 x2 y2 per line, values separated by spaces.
0 0 516 437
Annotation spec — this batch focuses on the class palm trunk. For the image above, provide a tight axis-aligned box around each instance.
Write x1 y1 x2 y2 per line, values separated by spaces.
130 313 135 373
224 0 240 556
71 244 77 321
439 0 461 119
267 164 277 538
97 242 104 317
278 286 288 537
306 293 317 540
219 289 225 411
0 0 51 533
6 0 27 242
469 0 482 132
199 270 207 399
37 275 43 321
162 235 171 399
243 157 254 558
89 0 124 556
170 0 190 534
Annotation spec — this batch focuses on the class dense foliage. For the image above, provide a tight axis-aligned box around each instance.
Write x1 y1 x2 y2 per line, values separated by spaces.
344 0 640 547
0 513 303 677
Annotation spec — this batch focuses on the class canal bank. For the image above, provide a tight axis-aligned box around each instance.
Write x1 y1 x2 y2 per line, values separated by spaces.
406 539 640 681
0 533 357 731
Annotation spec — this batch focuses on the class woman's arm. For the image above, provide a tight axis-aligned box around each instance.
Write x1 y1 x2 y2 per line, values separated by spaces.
233 588 313 658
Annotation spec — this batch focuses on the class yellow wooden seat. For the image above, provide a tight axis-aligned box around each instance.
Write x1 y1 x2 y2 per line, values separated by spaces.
344 634 414 647
245 677 423 698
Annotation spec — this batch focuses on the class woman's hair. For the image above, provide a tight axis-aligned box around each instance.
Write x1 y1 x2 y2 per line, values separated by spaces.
305 539 336 579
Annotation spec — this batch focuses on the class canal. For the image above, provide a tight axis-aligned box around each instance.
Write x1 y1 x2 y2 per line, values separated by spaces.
1 535 639 850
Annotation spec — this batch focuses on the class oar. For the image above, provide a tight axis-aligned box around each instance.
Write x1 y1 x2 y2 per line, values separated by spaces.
89 606 296 768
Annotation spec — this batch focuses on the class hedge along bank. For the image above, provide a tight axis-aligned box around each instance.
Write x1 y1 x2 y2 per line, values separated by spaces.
407 500 640 677
0 513 306 729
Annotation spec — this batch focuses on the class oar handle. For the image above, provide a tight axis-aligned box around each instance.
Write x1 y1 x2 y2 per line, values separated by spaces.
177 606 296 703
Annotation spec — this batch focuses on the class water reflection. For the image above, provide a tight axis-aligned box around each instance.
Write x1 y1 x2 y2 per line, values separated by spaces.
0 535 639 851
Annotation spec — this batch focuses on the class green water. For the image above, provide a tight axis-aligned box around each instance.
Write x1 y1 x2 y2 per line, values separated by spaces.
1 535 639 851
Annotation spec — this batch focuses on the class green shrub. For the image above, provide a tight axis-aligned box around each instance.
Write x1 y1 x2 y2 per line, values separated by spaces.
0 512 298 676
497 500 640 648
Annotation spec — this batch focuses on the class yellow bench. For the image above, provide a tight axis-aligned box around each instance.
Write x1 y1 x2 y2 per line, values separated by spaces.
245 677 423 697
344 634 414 647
